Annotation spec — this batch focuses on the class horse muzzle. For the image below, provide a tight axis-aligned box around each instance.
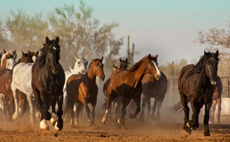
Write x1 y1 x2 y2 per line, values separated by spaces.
81 70 87 75
100 75 105 81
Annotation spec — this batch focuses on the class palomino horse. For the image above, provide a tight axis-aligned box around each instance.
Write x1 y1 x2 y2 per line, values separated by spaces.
11 51 39 124
103 58 129 120
101 54 161 126
0 49 17 69
66 57 105 126
32 36 65 132
0 51 34 121
210 76 222 123
140 71 169 121
63 56 88 115
172 50 219 136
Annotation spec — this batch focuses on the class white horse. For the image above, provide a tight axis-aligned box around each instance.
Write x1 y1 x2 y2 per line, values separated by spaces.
63 56 88 112
11 53 38 124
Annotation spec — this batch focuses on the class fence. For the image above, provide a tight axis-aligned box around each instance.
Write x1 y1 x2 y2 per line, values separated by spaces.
168 76 230 97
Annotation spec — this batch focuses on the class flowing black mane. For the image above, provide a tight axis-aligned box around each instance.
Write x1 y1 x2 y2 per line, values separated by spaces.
189 52 219 76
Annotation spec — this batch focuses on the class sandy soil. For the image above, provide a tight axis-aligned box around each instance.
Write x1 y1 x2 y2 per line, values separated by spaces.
0 115 230 142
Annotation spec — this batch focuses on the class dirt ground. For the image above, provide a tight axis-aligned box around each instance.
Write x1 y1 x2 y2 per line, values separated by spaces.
0 114 230 142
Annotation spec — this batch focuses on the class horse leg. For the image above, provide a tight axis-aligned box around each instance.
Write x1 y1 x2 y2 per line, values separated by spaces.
210 100 216 123
117 97 130 127
82 101 91 126
217 98 221 123
129 96 141 119
26 94 35 124
140 94 146 121
68 102 74 126
11 84 19 121
112 101 118 120
101 92 116 124
151 98 158 120
75 103 83 126
50 97 58 126
90 98 97 126
189 102 201 130
204 103 212 136
39 90 51 130
180 93 191 134
55 93 64 132
156 101 162 121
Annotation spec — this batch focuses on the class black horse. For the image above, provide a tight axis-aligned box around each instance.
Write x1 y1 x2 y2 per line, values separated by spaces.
172 50 219 136
31 36 65 132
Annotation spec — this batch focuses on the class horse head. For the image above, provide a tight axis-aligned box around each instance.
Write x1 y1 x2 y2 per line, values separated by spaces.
28 50 39 62
90 57 105 81
72 55 88 74
20 51 34 63
204 50 219 85
1 49 17 69
42 36 60 74
144 54 161 80
119 58 129 70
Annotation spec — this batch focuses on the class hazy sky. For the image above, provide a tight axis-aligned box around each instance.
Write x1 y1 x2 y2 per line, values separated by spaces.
0 0 230 65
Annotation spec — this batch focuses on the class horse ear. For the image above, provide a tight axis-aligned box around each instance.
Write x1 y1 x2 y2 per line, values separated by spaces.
100 57 104 61
216 50 219 57
46 36 50 43
3 49 6 54
28 50 32 54
148 54 151 58
155 55 158 58
204 50 207 55
56 36 59 43
14 53 17 59
74 55 79 60
22 51 25 55
86 61 88 66
119 58 122 62
125 58 128 63
36 51 39 56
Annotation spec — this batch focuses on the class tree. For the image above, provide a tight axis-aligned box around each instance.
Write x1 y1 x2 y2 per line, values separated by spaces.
4 10 48 51
48 1 123 69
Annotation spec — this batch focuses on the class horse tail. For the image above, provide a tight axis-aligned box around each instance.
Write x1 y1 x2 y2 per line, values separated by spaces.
170 101 184 114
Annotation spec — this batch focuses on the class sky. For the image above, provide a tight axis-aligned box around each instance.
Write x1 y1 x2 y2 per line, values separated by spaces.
0 0 230 65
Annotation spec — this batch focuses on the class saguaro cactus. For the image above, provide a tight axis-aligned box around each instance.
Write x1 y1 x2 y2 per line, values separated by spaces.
127 35 135 65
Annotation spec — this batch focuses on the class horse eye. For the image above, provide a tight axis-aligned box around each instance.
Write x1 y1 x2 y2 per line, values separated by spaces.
78 62 80 64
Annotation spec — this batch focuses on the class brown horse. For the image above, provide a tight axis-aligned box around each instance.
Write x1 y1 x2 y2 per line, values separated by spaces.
103 58 129 120
0 51 34 121
66 57 105 126
172 50 219 136
210 76 222 123
101 54 161 126
140 71 169 121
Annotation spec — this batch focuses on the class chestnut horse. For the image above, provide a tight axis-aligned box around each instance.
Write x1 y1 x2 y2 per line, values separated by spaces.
101 54 161 126
31 36 65 132
66 57 105 126
103 58 129 120
140 71 168 121
0 49 17 69
0 51 34 121
210 76 222 123
172 50 219 136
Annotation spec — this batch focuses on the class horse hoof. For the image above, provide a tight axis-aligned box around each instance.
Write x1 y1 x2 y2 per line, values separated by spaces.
12 114 18 121
55 119 63 131
40 119 49 130
50 113 58 126
129 114 136 119
117 118 125 125
204 132 211 136
183 126 191 135
101 117 107 124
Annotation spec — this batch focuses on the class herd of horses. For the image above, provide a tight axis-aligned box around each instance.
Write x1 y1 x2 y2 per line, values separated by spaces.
0 36 223 136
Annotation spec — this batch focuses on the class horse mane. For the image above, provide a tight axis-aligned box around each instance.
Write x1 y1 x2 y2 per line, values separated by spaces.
188 52 219 76
128 56 148 72
36 47 47 66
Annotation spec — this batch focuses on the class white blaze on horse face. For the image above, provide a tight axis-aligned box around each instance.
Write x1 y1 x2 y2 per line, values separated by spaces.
152 61 161 79
32 56 37 62
53 46 56 50
6 58 15 70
